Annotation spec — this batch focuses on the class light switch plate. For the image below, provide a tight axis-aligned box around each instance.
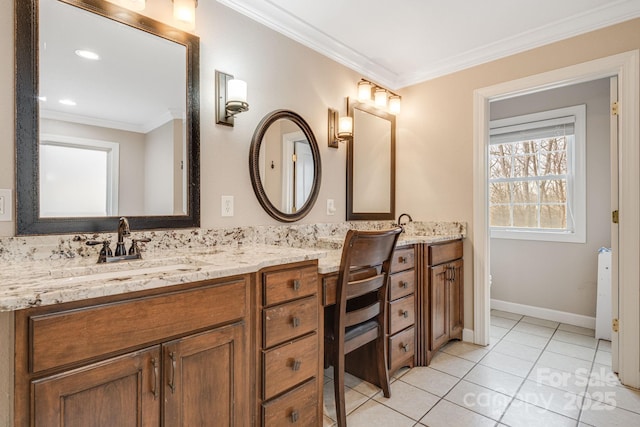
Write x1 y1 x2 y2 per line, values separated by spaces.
221 195 234 217
326 199 336 215
0 189 12 221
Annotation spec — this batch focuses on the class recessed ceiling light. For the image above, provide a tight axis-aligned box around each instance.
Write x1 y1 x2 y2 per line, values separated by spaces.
75 49 100 60
59 99 77 106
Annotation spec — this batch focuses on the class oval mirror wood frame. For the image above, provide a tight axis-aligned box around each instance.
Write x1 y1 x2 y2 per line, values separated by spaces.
249 110 321 222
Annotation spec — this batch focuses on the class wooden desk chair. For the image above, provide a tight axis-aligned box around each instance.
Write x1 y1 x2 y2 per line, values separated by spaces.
324 227 402 426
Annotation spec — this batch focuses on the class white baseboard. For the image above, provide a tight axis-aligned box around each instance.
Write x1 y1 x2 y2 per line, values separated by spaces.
491 299 596 329
462 328 474 343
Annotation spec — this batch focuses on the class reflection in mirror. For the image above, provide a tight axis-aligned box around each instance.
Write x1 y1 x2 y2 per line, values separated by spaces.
259 120 314 214
15 0 200 234
347 101 395 220
250 110 321 222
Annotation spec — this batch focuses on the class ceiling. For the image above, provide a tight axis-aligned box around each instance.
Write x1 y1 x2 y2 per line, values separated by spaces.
217 0 640 90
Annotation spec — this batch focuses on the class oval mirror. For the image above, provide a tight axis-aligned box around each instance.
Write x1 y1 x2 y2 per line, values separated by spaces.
249 110 321 222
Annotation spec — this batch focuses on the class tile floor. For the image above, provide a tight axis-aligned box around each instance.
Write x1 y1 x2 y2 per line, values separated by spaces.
322 310 640 426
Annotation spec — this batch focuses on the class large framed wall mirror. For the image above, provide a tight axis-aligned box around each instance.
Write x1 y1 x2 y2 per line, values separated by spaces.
249 110 321 222
347 101 396 220
15 0 200 235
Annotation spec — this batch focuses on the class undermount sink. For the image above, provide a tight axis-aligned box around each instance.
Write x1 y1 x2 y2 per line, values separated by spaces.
48 262 205 285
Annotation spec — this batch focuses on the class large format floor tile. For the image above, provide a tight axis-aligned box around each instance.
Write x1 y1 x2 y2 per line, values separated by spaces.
322 311 628 427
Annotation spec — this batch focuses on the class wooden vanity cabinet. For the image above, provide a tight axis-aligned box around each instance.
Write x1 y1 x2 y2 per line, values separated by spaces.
14 276 251 427
254 261 322 427
420 239 464 364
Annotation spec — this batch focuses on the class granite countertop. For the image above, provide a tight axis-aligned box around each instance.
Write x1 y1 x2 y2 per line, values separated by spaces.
0 244 326 312
0 228 464 312
316 233 464 274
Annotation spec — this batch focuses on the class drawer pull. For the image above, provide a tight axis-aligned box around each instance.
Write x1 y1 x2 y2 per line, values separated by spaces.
291 359 302 371
400 281 408 289
400 256 408 263
292 279 301 291
168 351 177 394
402 343 410 353
402 310 410 318
290 410 299 423
291 317 301 328
151 357 159 400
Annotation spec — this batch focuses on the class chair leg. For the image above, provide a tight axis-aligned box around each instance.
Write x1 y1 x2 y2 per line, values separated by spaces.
374 333 391 398
333 355 347 427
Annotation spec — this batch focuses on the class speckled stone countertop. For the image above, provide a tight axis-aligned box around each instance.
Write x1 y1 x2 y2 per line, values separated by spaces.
0 221 465 312
0 245 326 312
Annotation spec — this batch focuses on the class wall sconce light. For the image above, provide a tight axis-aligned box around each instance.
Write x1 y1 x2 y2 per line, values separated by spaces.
216 70 249 127
173 0 198 30
107 0 145 11
328 108 353 148
356 79 401 115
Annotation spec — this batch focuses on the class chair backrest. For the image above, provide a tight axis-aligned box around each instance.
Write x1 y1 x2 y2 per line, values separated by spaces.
334 228 402 343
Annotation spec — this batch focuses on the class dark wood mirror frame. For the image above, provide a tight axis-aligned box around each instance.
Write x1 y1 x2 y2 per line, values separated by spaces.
249 110 321 223
15 0 200 235
347 101 396 221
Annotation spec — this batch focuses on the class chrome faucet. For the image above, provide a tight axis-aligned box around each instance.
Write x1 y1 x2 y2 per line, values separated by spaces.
396 213 413 231
115 217 131 256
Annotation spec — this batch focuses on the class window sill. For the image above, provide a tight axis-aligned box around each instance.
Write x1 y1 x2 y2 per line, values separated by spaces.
490 228 586 243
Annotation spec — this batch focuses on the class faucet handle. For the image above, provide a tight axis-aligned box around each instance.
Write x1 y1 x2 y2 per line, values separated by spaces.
86 240 112 261
128 238 151 256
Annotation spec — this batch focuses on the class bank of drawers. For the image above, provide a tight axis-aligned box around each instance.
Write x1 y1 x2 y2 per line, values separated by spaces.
387 246 416 374
259 264 320 426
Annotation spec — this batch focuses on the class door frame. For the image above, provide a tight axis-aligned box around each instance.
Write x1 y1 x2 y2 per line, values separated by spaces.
472 50 639 387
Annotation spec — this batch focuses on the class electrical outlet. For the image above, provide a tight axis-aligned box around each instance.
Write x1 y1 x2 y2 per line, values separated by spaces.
221 195 234 217
0 189 12 221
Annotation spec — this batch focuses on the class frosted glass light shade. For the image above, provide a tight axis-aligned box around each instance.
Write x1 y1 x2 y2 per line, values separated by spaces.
227 79 247 103
389 95 401 114
338 116 353 138
358 81 373 101
173 0 196 29
374 89 387 107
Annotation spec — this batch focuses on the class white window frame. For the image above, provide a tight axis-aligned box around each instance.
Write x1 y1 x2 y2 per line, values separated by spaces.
40 134 120 216
489 105 586 243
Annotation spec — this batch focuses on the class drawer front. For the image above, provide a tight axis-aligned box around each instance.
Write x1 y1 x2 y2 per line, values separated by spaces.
391 247 415 273
389 269 415 301
428 240 463 266
388 295 415 335
262 378 318 427
30 278 247 374
263 266 317 306
263 295 318 348
262 333 318 400
389 326 415 370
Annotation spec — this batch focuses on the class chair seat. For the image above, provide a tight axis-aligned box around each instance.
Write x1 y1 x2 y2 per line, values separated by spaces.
325 319 378 342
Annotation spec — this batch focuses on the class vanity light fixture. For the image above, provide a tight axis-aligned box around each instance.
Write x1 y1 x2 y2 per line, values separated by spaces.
173 0 198 30
106 0 145 12
328 108 352 148
216 70 249 127
356 78 401 115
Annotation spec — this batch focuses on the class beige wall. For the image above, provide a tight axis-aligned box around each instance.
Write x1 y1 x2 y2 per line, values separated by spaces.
398 18 640 328
490 78 611 317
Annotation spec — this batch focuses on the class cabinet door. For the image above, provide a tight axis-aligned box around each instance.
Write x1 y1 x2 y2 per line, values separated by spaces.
33 347 161 427
429 264 449 350
163 322 247 427
448 259 464 340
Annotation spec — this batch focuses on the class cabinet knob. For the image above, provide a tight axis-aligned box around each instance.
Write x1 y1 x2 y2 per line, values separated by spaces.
402 343 410 353
292 279 301 291
291 317 301 328
290 410 299 423
402 310 410 318
291 359 302 371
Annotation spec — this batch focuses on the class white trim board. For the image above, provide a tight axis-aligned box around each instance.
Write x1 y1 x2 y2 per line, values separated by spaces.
462 328 475 344
491 299 596 330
